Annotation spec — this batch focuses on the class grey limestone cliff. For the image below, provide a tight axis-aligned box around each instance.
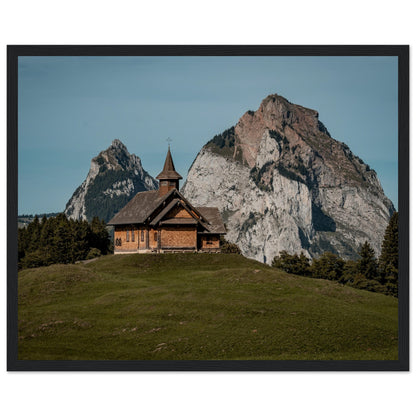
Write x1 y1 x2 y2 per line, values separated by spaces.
182 94 394 264
65 139 157 222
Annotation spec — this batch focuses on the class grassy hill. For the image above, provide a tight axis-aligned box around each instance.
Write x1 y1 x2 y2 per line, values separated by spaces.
18 253 398 361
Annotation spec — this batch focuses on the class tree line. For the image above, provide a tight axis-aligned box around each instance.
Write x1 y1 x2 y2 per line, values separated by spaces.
271 212 399 297
18 213 111 269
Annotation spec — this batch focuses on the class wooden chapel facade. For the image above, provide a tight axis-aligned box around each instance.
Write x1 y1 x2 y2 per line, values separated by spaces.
108 148 226 254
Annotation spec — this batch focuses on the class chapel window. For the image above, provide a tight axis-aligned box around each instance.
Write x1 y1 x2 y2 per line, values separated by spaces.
126 230 129 242
131 229 135 242
141 230 144 242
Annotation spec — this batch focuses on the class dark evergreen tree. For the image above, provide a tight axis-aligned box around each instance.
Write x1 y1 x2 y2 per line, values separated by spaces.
18 226 28 263
339 260 358 284
40 214 47 229
90 216 110 254
39 215 55 262
379 212 398 279
356 241 378 281
52 214 72 264
378 212 398 295
311 252 345 281
70 219 91 262
27 215 41 252
40 215 53 245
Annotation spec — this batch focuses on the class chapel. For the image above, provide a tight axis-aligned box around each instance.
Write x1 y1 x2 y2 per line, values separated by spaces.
108 147 226 254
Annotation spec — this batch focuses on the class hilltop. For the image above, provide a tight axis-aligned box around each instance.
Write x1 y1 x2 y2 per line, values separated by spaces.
18 253 398 360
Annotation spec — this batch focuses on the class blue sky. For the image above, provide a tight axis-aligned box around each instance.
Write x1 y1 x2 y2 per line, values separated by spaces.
18 56 398 214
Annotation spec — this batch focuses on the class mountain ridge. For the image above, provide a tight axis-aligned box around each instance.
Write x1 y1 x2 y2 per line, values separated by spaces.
182 94 394 263
64 139 158 222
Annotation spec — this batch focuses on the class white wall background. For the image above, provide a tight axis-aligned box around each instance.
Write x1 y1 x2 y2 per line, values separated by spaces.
1 1 414 415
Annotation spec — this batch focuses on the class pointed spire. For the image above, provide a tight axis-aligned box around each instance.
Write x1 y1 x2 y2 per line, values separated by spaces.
162 147 176 173
156 147 183 180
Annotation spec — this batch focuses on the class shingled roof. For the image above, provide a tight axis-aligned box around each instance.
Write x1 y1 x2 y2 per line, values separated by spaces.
107 188 226 235
196 207 227 234
107 190 163 225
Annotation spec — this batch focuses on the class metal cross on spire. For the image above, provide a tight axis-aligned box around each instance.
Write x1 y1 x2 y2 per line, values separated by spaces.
166 137 173 148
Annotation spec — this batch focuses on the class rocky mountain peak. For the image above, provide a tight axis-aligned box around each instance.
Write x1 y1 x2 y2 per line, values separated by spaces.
110 138 127 150
92 139 142 173
183 93 394 264
65 140 157 222
209 93 378 191
232 94 326 169
259 94 319 124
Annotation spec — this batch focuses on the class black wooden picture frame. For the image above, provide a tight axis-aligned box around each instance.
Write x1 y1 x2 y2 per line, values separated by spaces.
7 45 409 371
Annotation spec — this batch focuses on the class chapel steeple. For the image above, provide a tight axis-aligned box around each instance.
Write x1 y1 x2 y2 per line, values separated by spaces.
156 146 183 196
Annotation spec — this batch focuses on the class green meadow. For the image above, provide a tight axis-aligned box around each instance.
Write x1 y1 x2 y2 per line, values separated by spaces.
18 253 398 360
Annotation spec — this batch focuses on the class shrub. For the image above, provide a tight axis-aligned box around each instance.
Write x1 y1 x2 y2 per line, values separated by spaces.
86 248 102 259
346 274 386 294
220 237 241 254
384 275 398 297
272 251 310 276
276 163 305 185
268 129 283 143
250 162 274 192
20 249 53 269
207 127 235 150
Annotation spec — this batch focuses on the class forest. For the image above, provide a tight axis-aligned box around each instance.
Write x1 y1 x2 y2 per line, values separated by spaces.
271 213 399 296
18 213 111 269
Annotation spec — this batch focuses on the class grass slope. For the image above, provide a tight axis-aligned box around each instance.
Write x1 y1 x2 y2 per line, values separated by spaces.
18 254 398 360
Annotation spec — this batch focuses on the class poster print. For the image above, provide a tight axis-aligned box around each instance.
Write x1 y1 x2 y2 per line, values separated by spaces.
8 45 409 370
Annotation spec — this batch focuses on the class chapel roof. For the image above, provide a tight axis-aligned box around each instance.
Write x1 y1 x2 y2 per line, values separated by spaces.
196 207 227 234
107 188 226 235
107 189 164 225
156 147 183 180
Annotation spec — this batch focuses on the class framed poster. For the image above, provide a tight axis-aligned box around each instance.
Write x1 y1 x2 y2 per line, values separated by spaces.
7 45 409 371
